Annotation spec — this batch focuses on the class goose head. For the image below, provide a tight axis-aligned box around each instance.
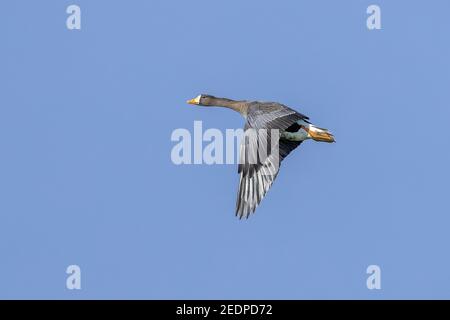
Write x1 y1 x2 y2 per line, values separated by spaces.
187 94 216 106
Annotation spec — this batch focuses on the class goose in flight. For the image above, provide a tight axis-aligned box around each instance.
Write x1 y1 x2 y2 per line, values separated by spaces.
187 94 335 219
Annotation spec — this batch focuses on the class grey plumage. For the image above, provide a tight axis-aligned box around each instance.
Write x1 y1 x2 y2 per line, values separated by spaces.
236 102 308 218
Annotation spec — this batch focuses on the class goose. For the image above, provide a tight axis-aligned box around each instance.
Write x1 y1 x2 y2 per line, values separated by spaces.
187 94 335 219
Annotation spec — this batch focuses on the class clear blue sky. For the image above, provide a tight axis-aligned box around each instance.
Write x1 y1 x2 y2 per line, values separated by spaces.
1 0 450 299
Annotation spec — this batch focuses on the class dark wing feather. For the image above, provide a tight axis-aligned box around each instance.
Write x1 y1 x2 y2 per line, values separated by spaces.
235 102 308 218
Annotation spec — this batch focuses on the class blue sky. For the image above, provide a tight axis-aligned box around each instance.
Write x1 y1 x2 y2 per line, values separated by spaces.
1 0 450 299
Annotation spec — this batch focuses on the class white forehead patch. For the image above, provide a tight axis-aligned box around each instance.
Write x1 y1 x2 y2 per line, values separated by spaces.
193 95 202 104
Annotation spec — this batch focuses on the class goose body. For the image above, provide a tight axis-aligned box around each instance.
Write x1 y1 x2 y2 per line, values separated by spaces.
187 94 335 219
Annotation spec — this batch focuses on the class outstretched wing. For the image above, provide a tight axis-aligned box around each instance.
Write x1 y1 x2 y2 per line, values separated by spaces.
235 103 308 218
